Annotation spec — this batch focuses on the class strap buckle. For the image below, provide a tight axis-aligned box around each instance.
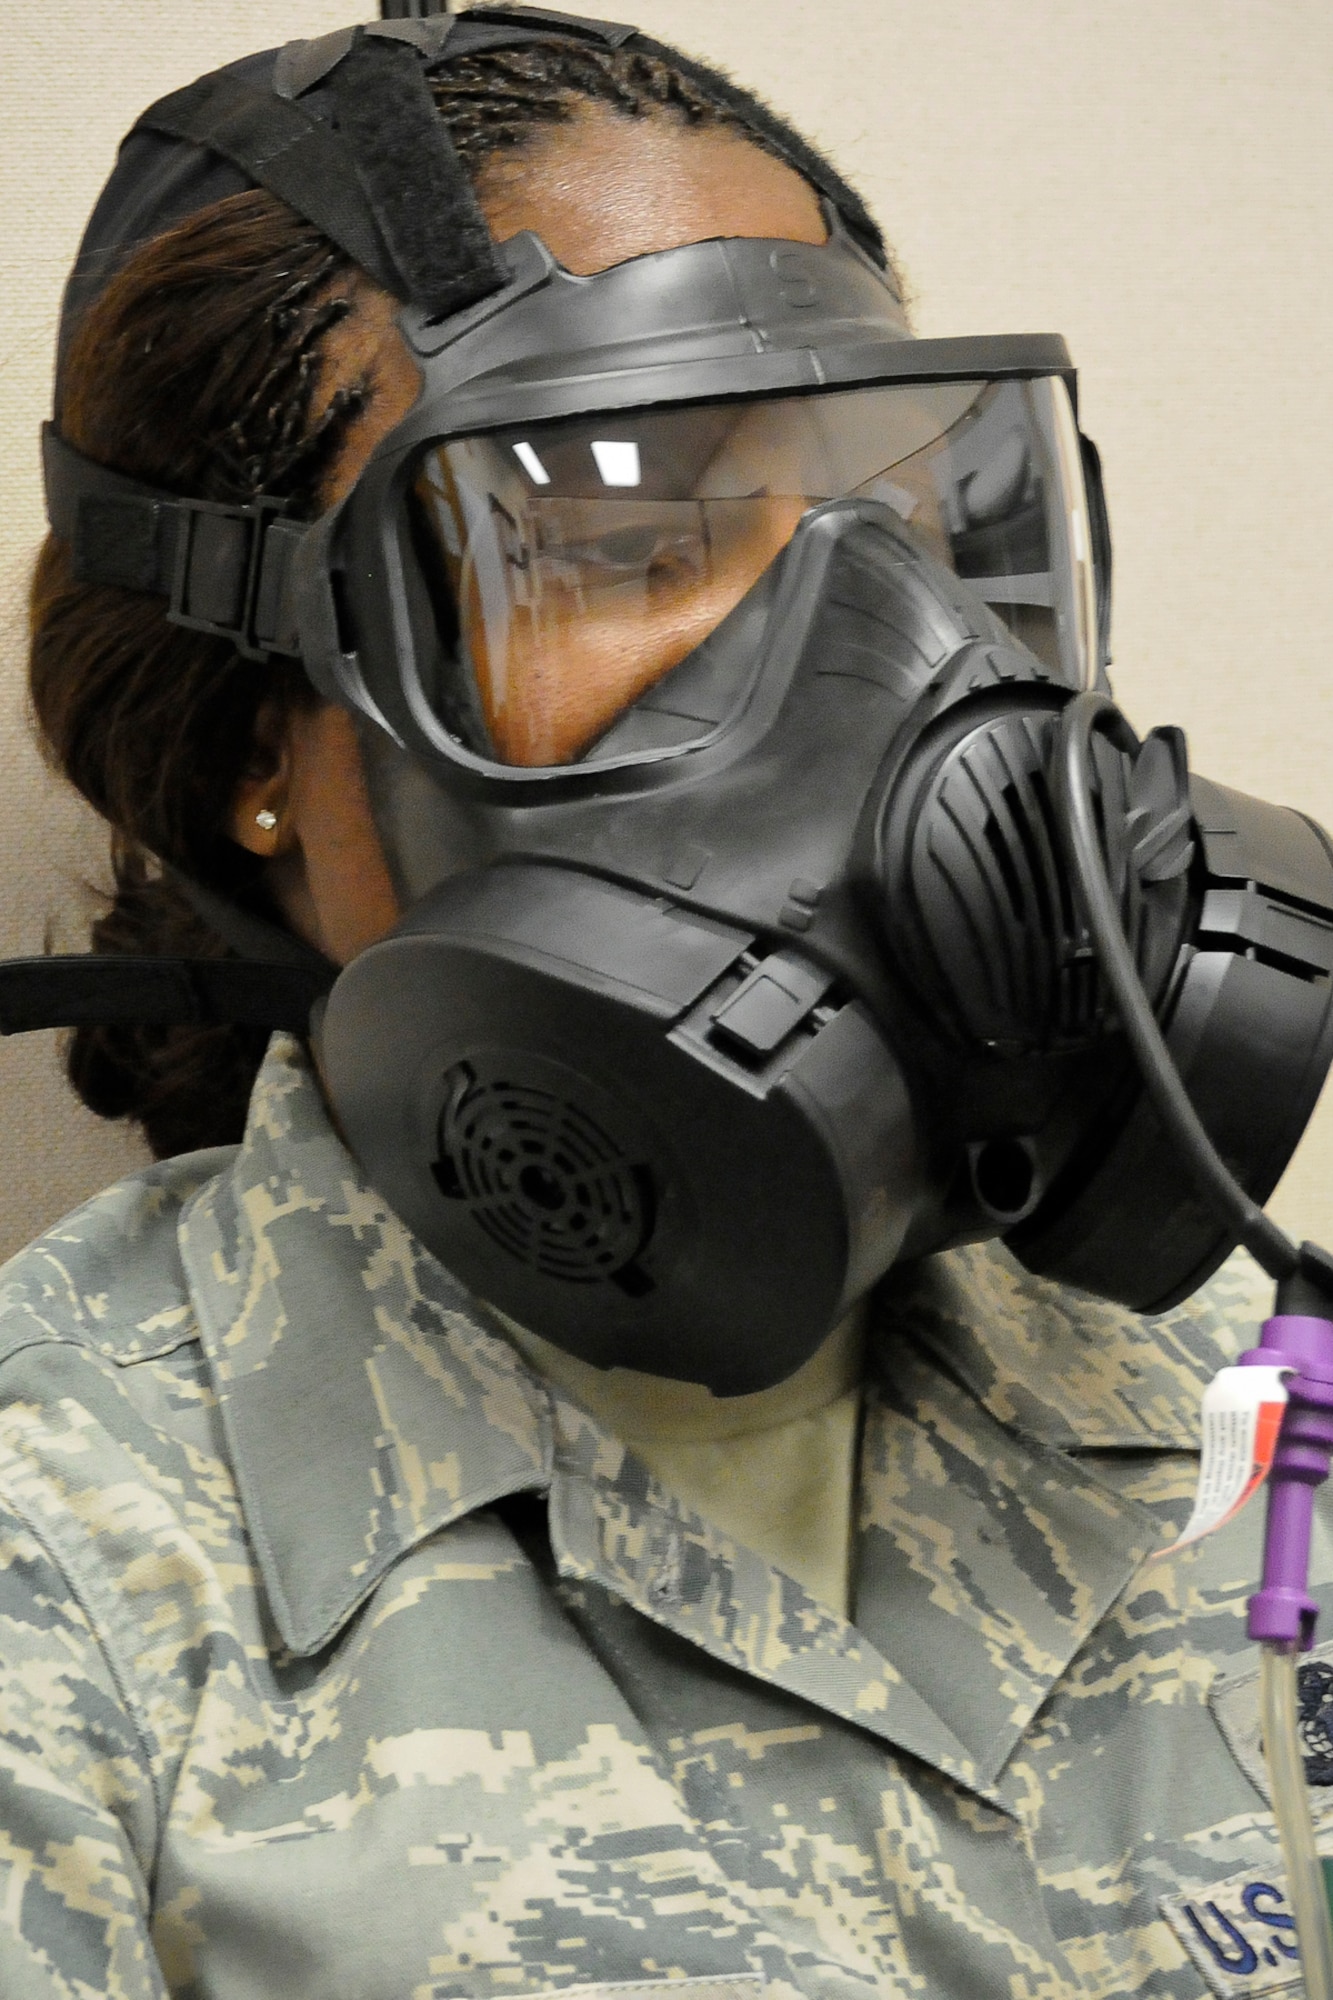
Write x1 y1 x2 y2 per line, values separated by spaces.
166 494 292 662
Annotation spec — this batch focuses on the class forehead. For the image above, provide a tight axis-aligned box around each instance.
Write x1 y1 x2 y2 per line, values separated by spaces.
473 104 827 276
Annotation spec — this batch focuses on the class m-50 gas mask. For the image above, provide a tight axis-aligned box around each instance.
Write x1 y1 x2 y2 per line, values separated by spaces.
17 8 1333 1393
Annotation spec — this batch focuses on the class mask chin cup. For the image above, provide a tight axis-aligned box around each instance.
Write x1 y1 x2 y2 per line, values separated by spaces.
316 863 927 1395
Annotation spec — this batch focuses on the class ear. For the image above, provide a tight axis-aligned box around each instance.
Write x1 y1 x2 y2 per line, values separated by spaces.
227 699 297 857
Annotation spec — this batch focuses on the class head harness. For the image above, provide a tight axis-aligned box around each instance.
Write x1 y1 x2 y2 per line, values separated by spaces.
32 3 898 1031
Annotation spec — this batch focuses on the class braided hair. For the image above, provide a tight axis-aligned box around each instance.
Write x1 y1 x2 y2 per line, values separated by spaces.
29 40 895 1160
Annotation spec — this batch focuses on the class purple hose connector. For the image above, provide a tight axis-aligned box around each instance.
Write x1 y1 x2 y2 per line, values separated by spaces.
1243 1315 1333 1649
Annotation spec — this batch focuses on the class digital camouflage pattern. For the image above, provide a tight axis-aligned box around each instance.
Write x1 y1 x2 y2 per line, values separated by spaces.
0 1033 1323 1999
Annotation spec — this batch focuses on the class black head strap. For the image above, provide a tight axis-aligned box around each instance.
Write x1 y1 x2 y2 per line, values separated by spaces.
41 425 303 661
133 52 398 300
0 956 330 1038
0 862 337 1040
136 27 505 317
324 31 505 318
457 5 637 42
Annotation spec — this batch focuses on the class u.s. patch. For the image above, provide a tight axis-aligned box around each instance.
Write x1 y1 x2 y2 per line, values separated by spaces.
1161 1869 1301 1998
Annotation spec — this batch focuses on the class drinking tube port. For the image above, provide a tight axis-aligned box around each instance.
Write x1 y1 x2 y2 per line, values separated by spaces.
1243 1314 1333 1648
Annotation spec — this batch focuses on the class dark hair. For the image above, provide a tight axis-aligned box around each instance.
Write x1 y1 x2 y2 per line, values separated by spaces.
31 41 894 1160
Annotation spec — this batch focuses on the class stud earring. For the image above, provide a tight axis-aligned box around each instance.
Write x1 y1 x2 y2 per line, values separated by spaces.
255 809 278 831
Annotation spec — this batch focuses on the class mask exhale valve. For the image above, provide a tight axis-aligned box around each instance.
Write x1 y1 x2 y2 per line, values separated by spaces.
1058 690 1333 1991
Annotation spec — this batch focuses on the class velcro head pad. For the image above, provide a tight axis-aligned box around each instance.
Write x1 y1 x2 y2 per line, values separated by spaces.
323 31 505 319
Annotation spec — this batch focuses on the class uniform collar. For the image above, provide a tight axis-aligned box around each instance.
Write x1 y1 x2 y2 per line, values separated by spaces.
841 1240 1270 1786
177 1035 1262 1799
179 1035 552 1658
544 1391 1012 1804
875 1237 1269 1451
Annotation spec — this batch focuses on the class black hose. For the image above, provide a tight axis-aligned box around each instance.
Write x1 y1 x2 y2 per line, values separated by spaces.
1053 690 1299 1284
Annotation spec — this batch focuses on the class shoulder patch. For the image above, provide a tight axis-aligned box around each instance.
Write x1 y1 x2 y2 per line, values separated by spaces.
1298 1659 1333 1785
1212 1638 1333 1800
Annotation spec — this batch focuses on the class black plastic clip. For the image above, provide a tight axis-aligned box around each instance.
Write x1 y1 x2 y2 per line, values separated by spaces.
166 495 292 662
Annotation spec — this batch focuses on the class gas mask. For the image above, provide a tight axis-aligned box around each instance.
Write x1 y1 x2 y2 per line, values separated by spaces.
18 9 1333 1393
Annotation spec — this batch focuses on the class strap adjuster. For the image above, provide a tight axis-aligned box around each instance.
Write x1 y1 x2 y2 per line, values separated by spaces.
165 494 292 662
43 424 304 662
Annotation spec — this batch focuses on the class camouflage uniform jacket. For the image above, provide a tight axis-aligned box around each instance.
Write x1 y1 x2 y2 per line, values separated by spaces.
0 1033 1322 2000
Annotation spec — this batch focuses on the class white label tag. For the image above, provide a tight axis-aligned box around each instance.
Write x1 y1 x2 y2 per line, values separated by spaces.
1152 1365 1289 1559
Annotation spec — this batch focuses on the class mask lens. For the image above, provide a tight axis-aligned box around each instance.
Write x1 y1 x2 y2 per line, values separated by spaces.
407 376 1093 769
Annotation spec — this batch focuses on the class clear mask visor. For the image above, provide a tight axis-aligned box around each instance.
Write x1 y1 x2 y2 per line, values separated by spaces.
407 375 1095 770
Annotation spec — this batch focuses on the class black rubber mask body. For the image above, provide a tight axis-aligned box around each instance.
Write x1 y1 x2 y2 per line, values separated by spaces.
318 493 1333 1394
293 220 1333 1396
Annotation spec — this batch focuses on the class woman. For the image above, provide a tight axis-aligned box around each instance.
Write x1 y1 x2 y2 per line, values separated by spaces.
0 12 1308 1999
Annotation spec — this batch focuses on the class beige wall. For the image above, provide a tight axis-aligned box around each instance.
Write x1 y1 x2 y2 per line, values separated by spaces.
1 1 1330 1265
